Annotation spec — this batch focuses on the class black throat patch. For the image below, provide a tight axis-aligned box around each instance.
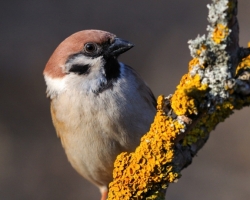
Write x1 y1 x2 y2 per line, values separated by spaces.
92 57 121 95
103 57 120 82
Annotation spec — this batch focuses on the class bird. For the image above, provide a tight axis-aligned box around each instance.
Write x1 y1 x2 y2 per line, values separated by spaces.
43 29 156 200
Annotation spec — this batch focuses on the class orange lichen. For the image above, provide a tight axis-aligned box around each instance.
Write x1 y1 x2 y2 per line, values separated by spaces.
236 42 250 75
182 100 234 146
196 44 207 57
108 96 184 199
188 58 200 71
171 73 208 116
171 56 208 116
212 23 229 44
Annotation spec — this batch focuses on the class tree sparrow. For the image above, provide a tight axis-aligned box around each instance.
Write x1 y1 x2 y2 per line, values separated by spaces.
43 30 156 200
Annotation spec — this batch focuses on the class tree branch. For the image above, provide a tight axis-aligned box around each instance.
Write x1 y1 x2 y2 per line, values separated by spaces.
108 0 250 199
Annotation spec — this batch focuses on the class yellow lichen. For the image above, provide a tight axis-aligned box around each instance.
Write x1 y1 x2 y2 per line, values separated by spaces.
196 44 207 57
182 90 250 146
212 23 229 44
236 42 250 75
182 100 234 146
188 58 200 71
171 73 208 116
108 96 184 200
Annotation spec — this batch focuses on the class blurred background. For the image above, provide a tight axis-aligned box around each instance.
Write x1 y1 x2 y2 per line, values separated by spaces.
1 0 250 199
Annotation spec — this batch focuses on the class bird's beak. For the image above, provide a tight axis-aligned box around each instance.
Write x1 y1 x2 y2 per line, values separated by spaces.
107 38 134 57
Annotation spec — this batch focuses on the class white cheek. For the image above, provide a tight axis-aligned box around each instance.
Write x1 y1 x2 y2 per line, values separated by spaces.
65 56 106 93
44 75 67 98
45 56 106 98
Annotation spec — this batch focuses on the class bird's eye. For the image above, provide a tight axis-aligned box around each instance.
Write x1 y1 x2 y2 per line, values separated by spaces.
84 43 98 53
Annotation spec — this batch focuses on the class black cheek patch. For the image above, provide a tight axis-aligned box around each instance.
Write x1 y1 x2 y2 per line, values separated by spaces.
69 64 90 75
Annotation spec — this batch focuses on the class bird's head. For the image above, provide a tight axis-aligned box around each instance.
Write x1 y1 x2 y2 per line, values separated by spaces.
43 30 134 98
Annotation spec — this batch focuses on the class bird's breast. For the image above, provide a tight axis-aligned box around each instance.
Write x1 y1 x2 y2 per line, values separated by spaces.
50 90 134 185
49 72 156 186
